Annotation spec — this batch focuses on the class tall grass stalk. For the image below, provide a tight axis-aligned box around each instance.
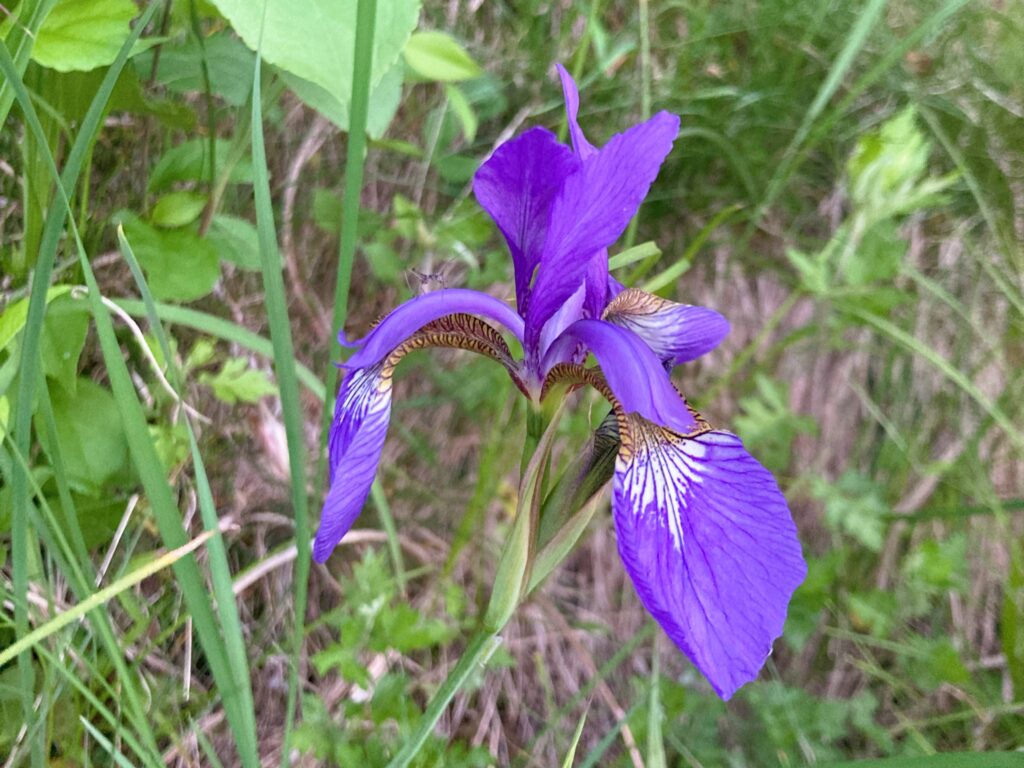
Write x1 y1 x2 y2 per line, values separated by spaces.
1 22 261 763
248 10 313 759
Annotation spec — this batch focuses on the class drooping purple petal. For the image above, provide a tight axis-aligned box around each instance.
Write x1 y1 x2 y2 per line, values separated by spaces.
343 289 524 370
314 365 392 562
556 63 597 160
603 288 730 365
525 112 680 346
473 128 580 310
613 420 807 699
544 319 697 435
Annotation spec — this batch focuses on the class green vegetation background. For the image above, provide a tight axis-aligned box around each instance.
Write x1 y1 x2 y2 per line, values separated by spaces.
1 0 1023 766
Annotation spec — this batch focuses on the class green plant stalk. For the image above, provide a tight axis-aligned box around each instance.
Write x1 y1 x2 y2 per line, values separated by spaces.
385 632 503 768
1 7 156 751
320 0 379 497
249 18 312 762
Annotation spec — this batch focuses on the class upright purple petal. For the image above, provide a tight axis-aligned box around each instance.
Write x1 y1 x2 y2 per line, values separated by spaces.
315 365 392 562
613 420 807 699
343 289 524 370
556 63 597 160
473 128 580 310
525 112 680 346
603 288 730 365
544 319 697 435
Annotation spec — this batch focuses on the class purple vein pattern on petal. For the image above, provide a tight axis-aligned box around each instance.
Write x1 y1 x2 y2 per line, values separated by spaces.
343 289 524 370
613 423 807 699
604 288 730 365
546 319 697 435
314 365 392 562
526 111 680 345
473 128 580 311
556 63 597 160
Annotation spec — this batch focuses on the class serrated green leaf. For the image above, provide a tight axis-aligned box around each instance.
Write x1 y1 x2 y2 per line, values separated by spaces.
404 31 481 82
32 0 137 72
207 0 419 104
150 191 207 229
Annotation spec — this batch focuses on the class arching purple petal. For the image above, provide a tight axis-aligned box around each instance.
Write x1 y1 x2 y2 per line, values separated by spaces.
473 128 580 310
315 365 392 562
343 289 524 370
556 63 597 160
583 251 609 319
537 282 586 365
603 288 730 365
526 112 680 346
613 421 807 699
545 319 697 435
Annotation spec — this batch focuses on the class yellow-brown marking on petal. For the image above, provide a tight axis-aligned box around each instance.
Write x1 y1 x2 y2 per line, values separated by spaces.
602 287 675 319
377 313 527 396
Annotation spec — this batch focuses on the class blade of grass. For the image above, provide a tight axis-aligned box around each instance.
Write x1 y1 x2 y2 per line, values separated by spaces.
249 10 312 760
113 298 325 400
1 8 157 753
117 225 259 763
0 531 216 668
754 0 888 227
2 34 259 767
319 0 378 500
561 710 589 768
848 307 1024 453
647 648 665 768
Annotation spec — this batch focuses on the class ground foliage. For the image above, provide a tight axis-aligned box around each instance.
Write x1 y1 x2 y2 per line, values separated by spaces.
1 0 1023 765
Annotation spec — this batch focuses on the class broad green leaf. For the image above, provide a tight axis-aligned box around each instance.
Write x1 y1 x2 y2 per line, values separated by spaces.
150 191 207 229
207 0 419 104
199 358 276 404
281 58 403 138
117 214 220 302
32 0 137 72
36 378 130 493
38 292 90 391
206 214 261 271
148 139 253 192
133 32 256 107
404 31 481 82
0 286 71 353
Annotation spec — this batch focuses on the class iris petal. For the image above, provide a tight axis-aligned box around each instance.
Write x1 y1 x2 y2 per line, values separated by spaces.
315 365 392 562
543 319 697 435
316 313 528 561
555 63 597 160
473 128 580 311
526 111 680 346
612 417 807 699
343 289 524 370
603 288 730 365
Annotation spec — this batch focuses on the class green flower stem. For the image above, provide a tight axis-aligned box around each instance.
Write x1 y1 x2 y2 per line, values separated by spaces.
385 632 503 768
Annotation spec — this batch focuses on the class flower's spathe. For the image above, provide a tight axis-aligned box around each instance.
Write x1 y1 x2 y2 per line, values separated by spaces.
315 64 805 701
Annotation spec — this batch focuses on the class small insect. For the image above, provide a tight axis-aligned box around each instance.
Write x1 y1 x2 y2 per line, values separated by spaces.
405 262 457 294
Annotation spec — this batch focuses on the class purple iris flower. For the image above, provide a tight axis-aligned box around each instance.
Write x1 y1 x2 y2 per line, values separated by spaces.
314 65 806 700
